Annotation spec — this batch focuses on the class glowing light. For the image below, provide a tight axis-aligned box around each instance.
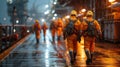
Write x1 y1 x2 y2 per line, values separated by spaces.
81 9 86 13
65 15 70 19
3 18 6 21
52 10 55 13
52 17 56 20
53 2 57 5
41 19 45 22
27 30 30 33
7 0 13 4
16 20 19 23
44 10 50 15
45 5 49 8
54 13 57 17
13 29 16 32
109 0 115 3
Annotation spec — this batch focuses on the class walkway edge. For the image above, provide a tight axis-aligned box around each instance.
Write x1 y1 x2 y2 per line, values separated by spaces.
0 34 31 63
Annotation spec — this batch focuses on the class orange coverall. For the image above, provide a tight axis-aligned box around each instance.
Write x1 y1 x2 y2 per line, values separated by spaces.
82 19 101 52
33 21 41 43
42 22 48 39
56 18 64 41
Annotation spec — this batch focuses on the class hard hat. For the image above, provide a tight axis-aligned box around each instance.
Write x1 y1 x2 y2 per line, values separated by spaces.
58 18 62 21
70 10 77 16
35 20 39 23
86 10 93 16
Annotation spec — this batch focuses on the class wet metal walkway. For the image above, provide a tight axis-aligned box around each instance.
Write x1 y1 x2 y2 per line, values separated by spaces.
0 30 120 67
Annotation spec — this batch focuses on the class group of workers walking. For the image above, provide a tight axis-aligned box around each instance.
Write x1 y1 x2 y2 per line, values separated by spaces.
33 20 48 43
32 10 102 65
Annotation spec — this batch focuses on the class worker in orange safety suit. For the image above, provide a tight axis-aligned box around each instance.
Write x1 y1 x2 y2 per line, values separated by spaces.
50 20 57 43
63 10 82 64
82 10 102 64
42 22 48 41
33 20 41 44
56 18 64 41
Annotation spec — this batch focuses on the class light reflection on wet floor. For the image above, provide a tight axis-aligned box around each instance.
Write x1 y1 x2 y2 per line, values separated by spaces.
0 30 120 67
0 30 67 67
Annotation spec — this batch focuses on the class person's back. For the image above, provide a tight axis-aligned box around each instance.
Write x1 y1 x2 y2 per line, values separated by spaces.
63 10 82 64
56 18 64 41
82 10 102 65
50 20 57 42
42 22 48 41
33 20 41 44
42 22 48 30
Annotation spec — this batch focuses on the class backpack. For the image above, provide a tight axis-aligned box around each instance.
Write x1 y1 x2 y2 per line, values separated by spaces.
63 19 76 37
84 20 97 37
50 22 57 29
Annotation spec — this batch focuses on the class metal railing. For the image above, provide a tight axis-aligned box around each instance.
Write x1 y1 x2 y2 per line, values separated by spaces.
0 25 32 53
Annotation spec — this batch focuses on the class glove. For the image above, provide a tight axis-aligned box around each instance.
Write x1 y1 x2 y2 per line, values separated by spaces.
96 30 102 39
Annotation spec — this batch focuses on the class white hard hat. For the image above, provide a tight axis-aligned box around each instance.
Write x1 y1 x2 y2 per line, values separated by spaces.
70 10 77 16
86 10 93 16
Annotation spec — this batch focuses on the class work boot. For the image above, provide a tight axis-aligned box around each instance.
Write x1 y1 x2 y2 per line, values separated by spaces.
85 50 92 65
73 51 76 61
86 59 92 65
69 51 74 64
91 53 94 63
36 39 39 44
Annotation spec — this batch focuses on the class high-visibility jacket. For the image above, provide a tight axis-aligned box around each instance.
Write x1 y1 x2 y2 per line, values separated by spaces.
33 23 41 39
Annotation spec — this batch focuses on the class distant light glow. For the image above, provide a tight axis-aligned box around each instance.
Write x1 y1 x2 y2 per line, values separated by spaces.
41 19 45 22
109 0 115 3
52 10 55 13
65 15 70 19
16 20 19 23
112 2 118 4
27 30 30 33
52 17 56 20
7 0 13 4
81 9 86 13
13 29 16 32
45 5 49 8
53 2 57 5
77 14 83 17
44 10 50 15
54 13 57 17
3 18 6 21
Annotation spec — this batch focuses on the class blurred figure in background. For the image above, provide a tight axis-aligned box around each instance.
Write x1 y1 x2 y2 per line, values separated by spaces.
56 18 64 41
50 20 57 43
42 22 48 41
33 20 41 44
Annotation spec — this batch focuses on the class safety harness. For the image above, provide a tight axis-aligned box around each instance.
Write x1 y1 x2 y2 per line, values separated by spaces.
84 20 98 37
